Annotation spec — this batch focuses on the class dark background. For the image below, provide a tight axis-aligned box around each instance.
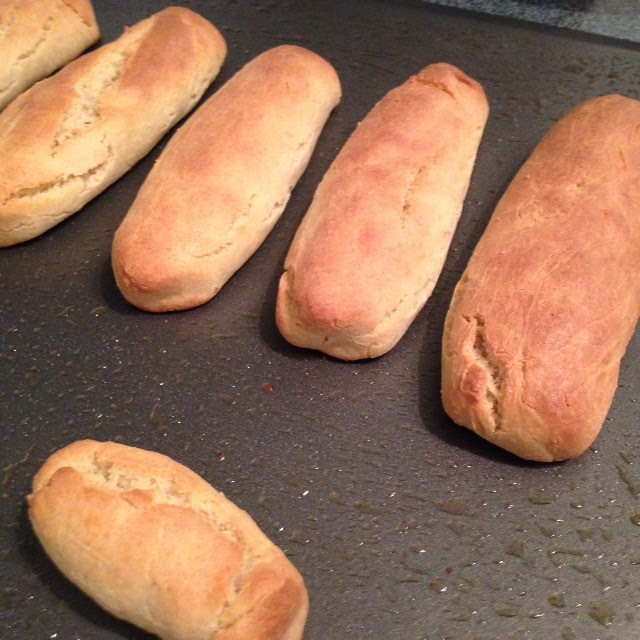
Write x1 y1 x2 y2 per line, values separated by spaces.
2 1 640 639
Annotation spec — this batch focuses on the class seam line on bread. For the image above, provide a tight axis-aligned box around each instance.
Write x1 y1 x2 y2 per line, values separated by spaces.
0 5 18 41
14 17 53 63
215 557 257 634
185 191 287 260
413 76 456 100
465 314 505 432
87 447 261 555
53 42 148 148
401 164 427 225
217 584 262 634
619 148 628 171
0 79 16 99
371 276 436 335
59 0 94 28
92 449 114 481
2 151 112 207
2 162 107 203
186 193 258 259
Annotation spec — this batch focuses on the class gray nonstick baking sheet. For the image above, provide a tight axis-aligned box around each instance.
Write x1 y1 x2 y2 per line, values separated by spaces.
2 1 640 639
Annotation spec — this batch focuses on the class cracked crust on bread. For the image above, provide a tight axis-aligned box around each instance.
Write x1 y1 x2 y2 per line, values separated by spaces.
0 0 100 111
441 95 640 462
0 7 227 247
275 63 489 360
28 440 308 640
111 45 341 313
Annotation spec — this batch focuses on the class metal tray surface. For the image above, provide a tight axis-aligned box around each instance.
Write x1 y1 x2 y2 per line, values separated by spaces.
2 1 640 639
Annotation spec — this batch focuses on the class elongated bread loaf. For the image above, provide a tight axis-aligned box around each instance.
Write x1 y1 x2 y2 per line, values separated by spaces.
0 0 100 111
28 440 308 640
276 63 489 360
441 95 640 462
0 7 226 247
112 45 341 312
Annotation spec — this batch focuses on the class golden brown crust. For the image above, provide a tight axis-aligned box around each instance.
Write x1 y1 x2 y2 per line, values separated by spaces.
29 440 308 640
441 95 640 462
112 45 341 313
276 63 489 360
0 7 227 247
0 0 100 111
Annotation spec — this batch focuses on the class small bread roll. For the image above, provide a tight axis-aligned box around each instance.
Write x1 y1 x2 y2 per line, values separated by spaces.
276 63 489 360
441 95 640 462
28 440 308 640
0 7 227 247
0 0 100 111
112 45 341 313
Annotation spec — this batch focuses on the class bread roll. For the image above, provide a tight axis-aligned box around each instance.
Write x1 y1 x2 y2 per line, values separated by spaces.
28 440 308 640
112 45 341 313
0 0 100 111
441 95 640 462
276 63 489 360
0 7 226 247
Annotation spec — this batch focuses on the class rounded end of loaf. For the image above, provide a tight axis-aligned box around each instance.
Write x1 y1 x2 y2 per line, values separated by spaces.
408 63 490 132
215 558 309 640
441 306 606 463
256 44 342 105
62 0 100 34
276 269 402 360
68 0 101 45
152 5 228 65
112 226 221 313
112 266 217 313
113 7 228 108
30 439 99 494
60 0 101 58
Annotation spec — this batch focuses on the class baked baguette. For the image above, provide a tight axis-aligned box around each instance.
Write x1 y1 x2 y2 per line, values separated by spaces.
441 95 640 462
0 7 227 247
112 45 341 312
276 63 489 360
28 440 308 640
0 0 100 111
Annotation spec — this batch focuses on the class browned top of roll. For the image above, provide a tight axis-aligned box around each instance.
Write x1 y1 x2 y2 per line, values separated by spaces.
442 94 640 462
29 440 308 640
277 62 488 360
0 7 226 246
112 44 341 312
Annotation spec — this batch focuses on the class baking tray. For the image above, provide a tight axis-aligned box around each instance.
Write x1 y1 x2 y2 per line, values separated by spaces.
2 1 640 639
